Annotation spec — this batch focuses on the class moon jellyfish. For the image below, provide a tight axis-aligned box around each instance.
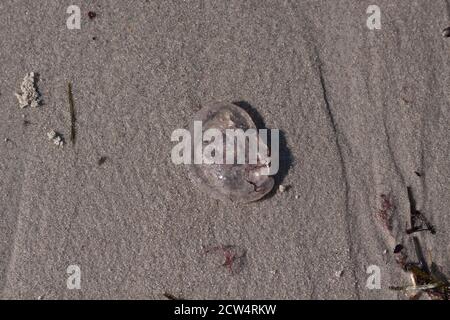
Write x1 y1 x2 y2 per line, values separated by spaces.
189 102 274 203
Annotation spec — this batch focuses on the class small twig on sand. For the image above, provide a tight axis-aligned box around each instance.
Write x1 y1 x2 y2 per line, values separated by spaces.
389 283 442 292
67 82 76 144
163 292 182 300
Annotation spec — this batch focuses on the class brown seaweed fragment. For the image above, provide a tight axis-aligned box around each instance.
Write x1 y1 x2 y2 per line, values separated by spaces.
406 187 436 235
389 237 449 300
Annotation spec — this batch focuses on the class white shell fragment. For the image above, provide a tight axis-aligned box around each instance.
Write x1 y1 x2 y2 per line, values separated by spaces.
15 72 41 108
47 130 64 147
47 130 56 140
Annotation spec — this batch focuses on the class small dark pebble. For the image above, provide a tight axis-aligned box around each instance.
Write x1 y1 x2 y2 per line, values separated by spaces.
92 36 97 40
88 11 97 20
97 157 108 166
393 244 404 254
442 27 450 38
428 225 437 235
414 171 421 177
98 156 108 166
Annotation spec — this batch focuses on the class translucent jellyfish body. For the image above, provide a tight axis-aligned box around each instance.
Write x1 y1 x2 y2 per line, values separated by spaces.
189 102 274 203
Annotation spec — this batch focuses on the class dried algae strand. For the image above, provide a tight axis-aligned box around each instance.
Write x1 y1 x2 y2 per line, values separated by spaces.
67 82 76 144
15 72 42 108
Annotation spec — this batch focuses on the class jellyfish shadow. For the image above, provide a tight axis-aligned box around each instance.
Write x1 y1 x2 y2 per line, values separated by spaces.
233 101 293 199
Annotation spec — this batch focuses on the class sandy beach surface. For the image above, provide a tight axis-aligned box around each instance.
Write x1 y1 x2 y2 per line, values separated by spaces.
0 0 449 299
